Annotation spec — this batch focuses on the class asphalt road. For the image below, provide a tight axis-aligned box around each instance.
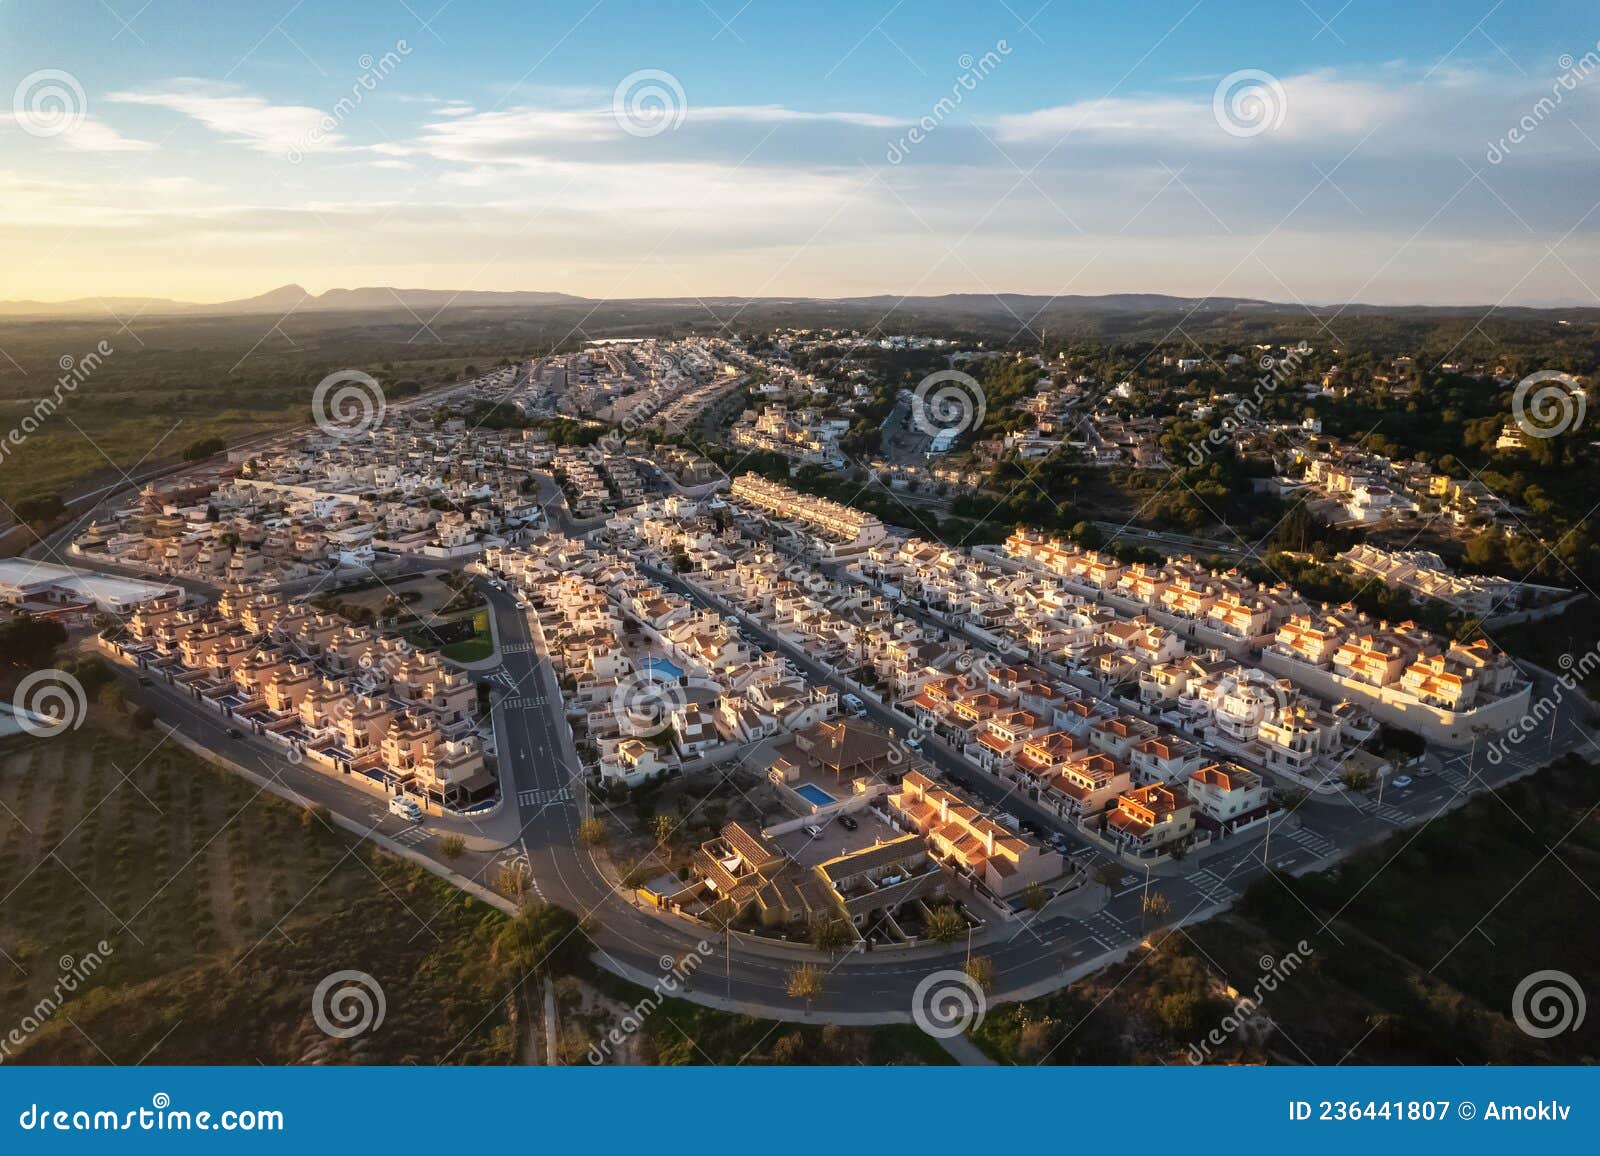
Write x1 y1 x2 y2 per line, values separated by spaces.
69 447 1594 1024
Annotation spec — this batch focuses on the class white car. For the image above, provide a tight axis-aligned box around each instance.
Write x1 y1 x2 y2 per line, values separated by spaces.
1391 775 1413 789
804 824 824 839
388 795 424 822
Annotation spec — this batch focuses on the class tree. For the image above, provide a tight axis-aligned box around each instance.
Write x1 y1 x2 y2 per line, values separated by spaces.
182 436 226 462
13 493 64 524
1156 990 1206 1035
964 955 994 992
438 834 466 859
0 615 67 669
495 859 532 899
924 906 966 943
577 817 608 846
809 916 852 955
786 962 824 1008
651 812 677 849
1340 768 1375 792
95 682 127 718
494 903 588 982
1143 891 1172 921
1023 882 1049 912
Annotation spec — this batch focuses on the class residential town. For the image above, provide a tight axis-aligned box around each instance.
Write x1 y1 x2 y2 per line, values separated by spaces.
8 327 1592 1035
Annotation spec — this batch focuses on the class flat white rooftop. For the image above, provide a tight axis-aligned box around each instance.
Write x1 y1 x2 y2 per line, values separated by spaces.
0 558 179 611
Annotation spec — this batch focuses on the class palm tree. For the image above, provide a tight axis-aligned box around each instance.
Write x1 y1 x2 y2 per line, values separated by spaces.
924 906 966 943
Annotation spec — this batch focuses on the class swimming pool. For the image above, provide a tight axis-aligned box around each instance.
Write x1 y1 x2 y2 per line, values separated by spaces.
794 783 835 808
640 656 685 680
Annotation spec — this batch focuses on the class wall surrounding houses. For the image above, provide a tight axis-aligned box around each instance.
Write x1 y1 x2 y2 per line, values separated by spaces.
1260 650 1530 746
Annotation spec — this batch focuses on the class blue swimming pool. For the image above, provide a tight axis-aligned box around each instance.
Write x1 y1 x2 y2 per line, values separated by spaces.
794 783 835 808
640 656 685 680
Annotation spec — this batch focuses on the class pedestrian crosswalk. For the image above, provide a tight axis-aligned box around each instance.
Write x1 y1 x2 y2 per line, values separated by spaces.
1083 909 1131 951
1367 801 1411 824
1188 867 1240 905
1281 825 1339 859
517 786 573 808
390 825 429 846
503 695 548 710
502 642 538 654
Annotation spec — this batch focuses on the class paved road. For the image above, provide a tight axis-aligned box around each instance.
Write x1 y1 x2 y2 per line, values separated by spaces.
99 542 1593 1025
69 459 1594 1025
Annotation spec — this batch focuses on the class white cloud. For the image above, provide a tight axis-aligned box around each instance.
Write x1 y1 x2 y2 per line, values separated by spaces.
992 70 1407 145
109 81 343 155
0 112 156 152
411 101 903 165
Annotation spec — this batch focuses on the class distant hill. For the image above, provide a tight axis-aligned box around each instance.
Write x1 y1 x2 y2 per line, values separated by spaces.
1 285 1595 322
0 284 587 319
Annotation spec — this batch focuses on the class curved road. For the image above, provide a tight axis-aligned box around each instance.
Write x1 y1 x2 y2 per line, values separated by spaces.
483 582 1201 1022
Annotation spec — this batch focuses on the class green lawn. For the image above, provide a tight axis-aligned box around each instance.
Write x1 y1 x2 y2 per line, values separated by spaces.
439 610 493 662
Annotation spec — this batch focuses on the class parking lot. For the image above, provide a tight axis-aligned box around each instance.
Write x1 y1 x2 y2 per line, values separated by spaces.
774 808 903 867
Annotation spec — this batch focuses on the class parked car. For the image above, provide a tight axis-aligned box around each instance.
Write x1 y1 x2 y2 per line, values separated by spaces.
804 824 824 839
1391 775 1413 789
836 814 859 831
389 795 424 822
227 729 244 740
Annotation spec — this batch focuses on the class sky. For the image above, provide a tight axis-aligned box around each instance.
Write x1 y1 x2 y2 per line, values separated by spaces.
2 0 1598 306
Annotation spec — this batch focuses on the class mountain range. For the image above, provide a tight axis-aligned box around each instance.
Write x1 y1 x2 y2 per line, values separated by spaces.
1 285 1594 321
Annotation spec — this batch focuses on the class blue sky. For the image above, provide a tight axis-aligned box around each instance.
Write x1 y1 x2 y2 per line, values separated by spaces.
3 0 1598 304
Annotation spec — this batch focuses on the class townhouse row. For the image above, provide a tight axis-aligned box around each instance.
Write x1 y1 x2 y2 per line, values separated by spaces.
101 588 493 809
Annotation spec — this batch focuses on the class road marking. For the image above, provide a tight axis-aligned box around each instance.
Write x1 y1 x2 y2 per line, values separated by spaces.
503 695 549 710
1282 825 1339 858
517 786 573 808
502 642 538 654
1188 868 1240 904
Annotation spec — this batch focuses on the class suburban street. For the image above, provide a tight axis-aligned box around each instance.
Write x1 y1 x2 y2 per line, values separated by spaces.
73 471 1591 1025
